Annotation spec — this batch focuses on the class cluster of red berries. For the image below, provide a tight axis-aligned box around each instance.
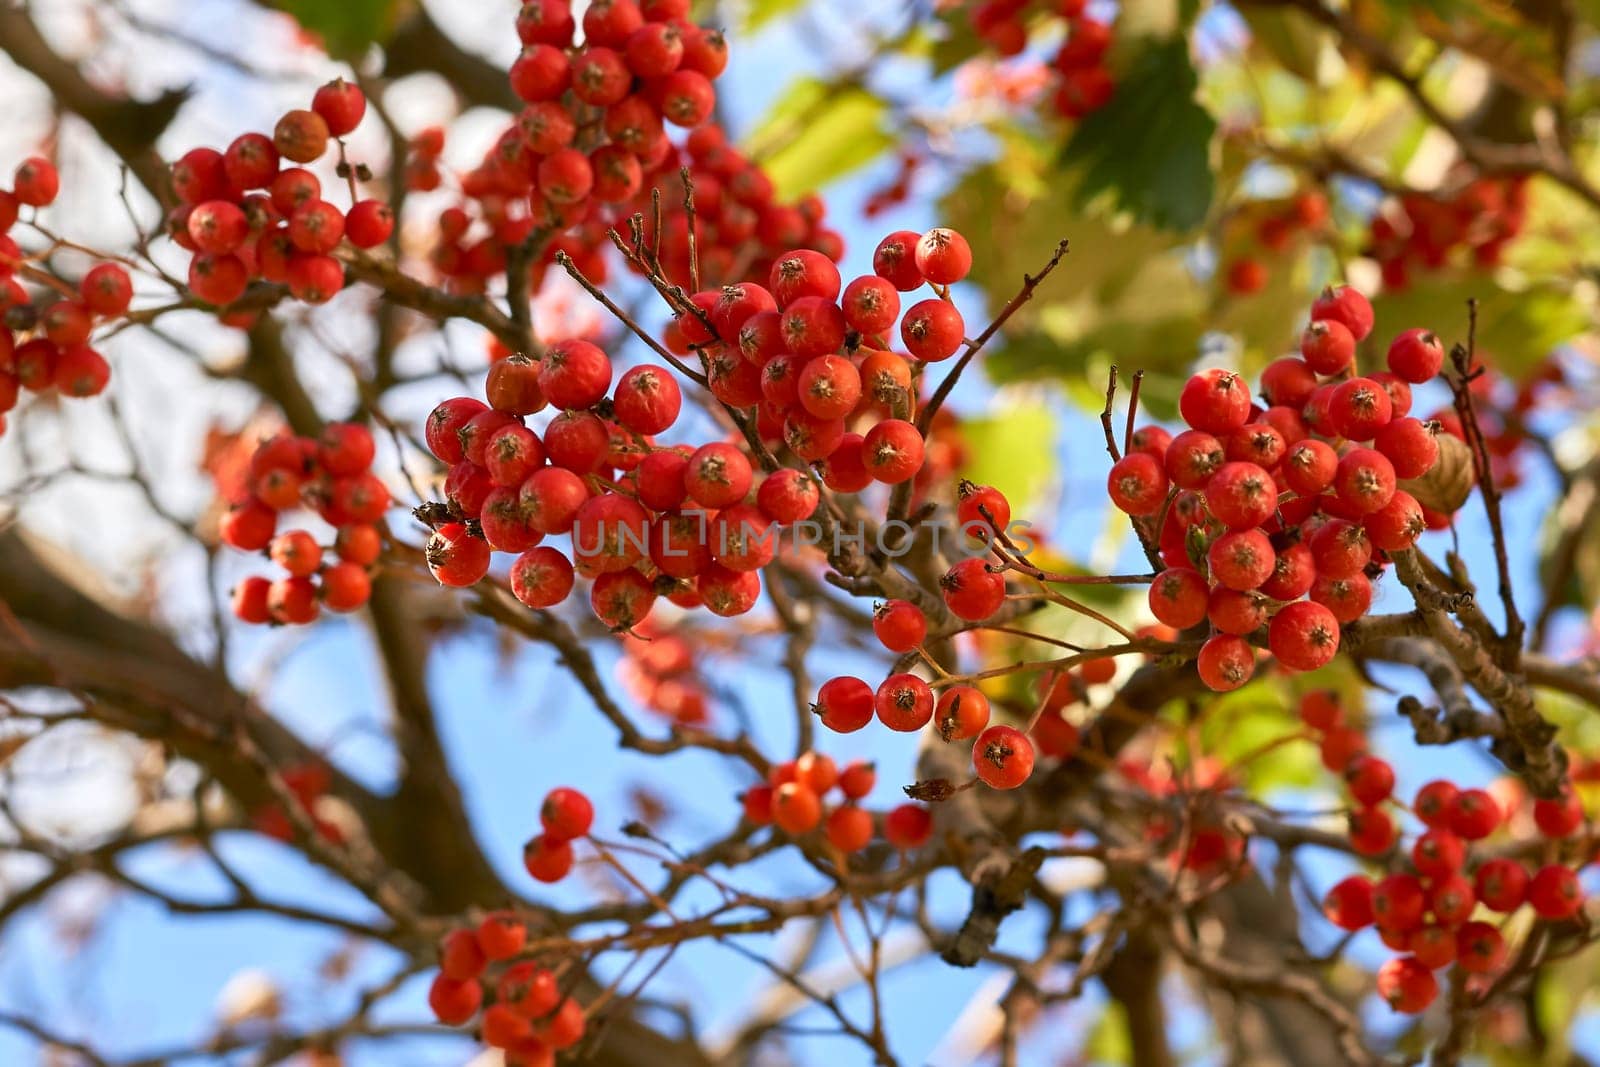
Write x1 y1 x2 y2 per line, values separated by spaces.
0 155 134 435
967 0 1116 119
741 753 935 851
812 669 1037 790
1124 756 1248 877
1119 284 1451 691
417 228 985 632
414 0 835 298
1319 756 1587 1012
1223 190 1330 295
1368 177 1529 290
617 620 711 726
165 78 391 309
522 786 595 884
222 423 388 624
429 789 592 1067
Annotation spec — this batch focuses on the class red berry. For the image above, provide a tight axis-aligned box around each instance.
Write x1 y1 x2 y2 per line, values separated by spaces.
1374 418 1439 480
1364 489 1425 552
1411 828 1465 878
1107 452 1169 516
815 676 874 733
523 834 574 882
1205 461 1277 529
312 79 366 135
1179 368 1252 434
1533 789 1583 838
1529 864 1583 919
685 441 754 508
900 299 965 362
1334 447 1396 515
439 928 487 981
428 974 482 1026
1330 377 1393 441
862 418 925 484
1268 600 1341 672
875 673 933 732
1197 633 1254 692
541 787 594 840
1414 779 1459 829
274 109 330 164
1456 921 1506 973
1164 430 1225 489
1322 875 1374 930
1345 754 1395 806
884 803 933 849
13 156 59 206
427 522 491 587
873 599 927 653
1207 529 1275 591
913 228 972 285
80 263 133 317
1473 857 1528 912
1387 327 1444 383
1348 806 1395 855
1373 873 1426 933
756 468 819 523
1299 319 1355 376
1376 956 1438 1013
935 685 991 742
838 760 876 799
345 199 394 248
941 557 1005 621
825 806 873 853
772 782 822 834
1449 788 1502 841
1311 284 1374 342
1149 567 1208 629
973 724 1034 789
872 231 924 291
1298 690 1342 731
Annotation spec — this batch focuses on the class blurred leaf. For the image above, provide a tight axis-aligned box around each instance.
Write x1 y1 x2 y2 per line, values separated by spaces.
1086 1002 1133 1063
1239 7 1329 82
958 398 1059 514
268 0 397 58
742 0 806 32
1391 0 1565 100
746 80 893 199
931 17 988 74
1062 37 1217 231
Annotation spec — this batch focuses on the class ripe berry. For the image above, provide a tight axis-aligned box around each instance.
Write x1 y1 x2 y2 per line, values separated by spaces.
1260 357 1318 408
973 724 1034 789
1320 727 1368 771
13 156 59 206
1179 368 1252 435
524 834 574 882
1311 284 1374 342
1323 875 1374 930
686 442 754 508
769 248 842 306
1299 319 1355 375
1334 448 1397 515
1345 754 1395 806
1107 452 1168 516
913 228 972 285
1528 864 1583 919
1456 921 1506 974
428 974 483 1027
541 787 594 840
772 782 822 834
321 562 372 612
1299 690 1342 731
231 576 272 623
1474 857 1529 912
286 253 344 303
1032 711 1080 759
826 806 873 853
509 546 575 609
1164 430 1225 489
539 340 612 410
1409 925 1456 970
1387 328 1444 383
1148 567 1208 629
1374 417 1439 479
312 78 366 135
613 366 682 435
427 523 491 587
1373 873 1426 933
862 418 925 484
742 785 774 824
345 199 394 248
1197 633 1254 692
1330 377 1392 441
872 231 924 291
873 599 927 652
838 760 876 799
797 354 861 419
941 557 1006 620
841 275 900 335
815 676 875 733
1281 439 1338 496
884 803 933 849
1449 788 1502 840
875 673 934 732
1411 828 1465 878
1205 461 1277 529
1533 789 1583 838
80 263 134 316
1376 953 1440 1017
1207 588 1267 635
756 468 819 523
439 928 487 981
1348 806 1395 856
1268 600 1341 672
900 299 965 361
1207 529 1275 591
935 685 990 741
1364 490 1425 552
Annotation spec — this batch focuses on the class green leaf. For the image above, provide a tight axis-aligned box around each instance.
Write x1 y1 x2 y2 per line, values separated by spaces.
744 80 893 199
268 0 398 58
742 0 806 33
1062 37 1217 232
958 398 1059 515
